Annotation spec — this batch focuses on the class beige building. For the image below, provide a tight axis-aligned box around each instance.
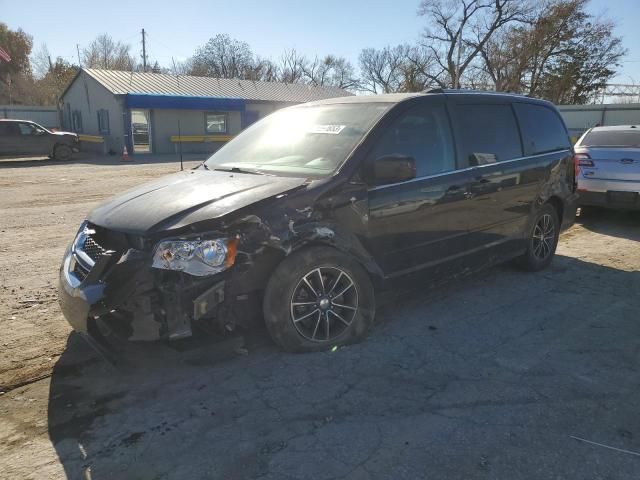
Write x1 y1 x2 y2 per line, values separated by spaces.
61 69 352 155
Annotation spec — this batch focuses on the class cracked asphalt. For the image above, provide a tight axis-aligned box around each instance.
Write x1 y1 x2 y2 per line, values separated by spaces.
1 156 639 479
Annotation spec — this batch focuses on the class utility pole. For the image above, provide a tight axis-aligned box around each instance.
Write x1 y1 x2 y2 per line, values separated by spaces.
141 28 147 72
76 44 82 67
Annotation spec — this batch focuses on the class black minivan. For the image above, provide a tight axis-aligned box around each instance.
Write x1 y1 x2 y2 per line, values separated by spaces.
59 90 577 352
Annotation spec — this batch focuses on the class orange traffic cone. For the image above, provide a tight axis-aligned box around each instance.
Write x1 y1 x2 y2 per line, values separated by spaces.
121 145 131 162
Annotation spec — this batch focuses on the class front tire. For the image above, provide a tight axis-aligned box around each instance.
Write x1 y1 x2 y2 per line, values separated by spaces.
53 144 72 161
263 247 375 352
518 203 560 271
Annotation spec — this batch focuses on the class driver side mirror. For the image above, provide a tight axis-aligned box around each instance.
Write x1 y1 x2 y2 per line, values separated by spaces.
372 154 416 185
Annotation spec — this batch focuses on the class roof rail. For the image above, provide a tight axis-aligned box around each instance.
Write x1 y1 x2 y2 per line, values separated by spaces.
425 87 536 99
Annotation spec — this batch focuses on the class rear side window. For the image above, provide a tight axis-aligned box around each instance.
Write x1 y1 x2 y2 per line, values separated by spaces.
580 129 640 148
0 123 20 135
455 104 522 165
369 104 455 177
514 103 570 155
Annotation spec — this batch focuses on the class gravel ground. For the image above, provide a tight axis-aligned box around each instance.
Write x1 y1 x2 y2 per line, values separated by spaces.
0 155 639 479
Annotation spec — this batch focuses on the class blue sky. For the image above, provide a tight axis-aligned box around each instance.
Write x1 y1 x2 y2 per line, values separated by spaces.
2 0 639 83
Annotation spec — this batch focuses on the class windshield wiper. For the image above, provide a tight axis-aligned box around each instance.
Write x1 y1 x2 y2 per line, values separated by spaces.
213 166 264 175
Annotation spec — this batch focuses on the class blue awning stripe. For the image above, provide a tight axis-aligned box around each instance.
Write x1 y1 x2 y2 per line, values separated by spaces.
126 93 246 111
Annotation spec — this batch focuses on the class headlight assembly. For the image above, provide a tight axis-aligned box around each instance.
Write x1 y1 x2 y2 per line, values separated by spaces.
152 237 238 276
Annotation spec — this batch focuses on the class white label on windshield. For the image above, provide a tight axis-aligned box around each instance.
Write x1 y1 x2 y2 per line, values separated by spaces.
308 124 346 135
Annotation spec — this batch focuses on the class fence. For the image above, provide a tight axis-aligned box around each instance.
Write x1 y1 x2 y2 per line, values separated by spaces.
557 103 640 139
0 105 60 129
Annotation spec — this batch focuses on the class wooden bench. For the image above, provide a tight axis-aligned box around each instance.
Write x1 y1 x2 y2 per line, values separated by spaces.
170 135 234 153
77 134 106 155
78 134 105 144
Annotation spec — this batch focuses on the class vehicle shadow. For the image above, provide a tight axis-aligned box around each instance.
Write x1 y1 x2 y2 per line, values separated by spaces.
47 254 640 479
576 207 640 241
0 153 207 169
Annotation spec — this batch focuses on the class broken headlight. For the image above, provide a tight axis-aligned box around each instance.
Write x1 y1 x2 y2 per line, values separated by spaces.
152 238 238 277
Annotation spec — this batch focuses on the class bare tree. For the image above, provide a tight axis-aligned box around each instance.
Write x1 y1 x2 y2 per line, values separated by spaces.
186 38 357 88
190 34 255 79
302 55 360 89
325 56 360 90
249 56 279 82
418 0 530 88
480 0 625 103
34 58 78 105
278 49 307 84
359 44 437 93
537 14 625 103
359 45 410 93
83 34 136 70
31 43 52 79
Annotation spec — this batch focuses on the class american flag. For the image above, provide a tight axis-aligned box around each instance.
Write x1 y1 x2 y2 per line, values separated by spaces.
0 47 11 63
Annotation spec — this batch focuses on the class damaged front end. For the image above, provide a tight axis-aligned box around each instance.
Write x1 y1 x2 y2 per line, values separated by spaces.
58 221 263 343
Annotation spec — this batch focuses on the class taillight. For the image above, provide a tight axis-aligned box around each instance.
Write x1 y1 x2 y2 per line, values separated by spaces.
574 152 593 177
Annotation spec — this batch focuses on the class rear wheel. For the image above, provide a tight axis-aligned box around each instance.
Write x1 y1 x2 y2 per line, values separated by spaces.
263 247 375 352
518 204 560 271
53 144 72 161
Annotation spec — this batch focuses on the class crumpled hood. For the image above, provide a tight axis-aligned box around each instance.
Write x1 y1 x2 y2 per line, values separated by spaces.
88 169 308 234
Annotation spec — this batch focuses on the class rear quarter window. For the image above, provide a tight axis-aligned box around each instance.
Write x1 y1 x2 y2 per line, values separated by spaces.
514 103 570 155
455 104 522 166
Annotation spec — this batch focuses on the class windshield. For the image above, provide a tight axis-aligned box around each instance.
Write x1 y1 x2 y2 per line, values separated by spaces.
204 103 390 177
581 129 640 148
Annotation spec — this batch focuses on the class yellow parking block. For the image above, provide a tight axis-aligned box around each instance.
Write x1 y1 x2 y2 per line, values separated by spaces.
78 134 105 144
170 135 234 143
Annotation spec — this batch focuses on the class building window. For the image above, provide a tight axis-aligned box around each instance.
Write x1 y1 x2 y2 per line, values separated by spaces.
97 109 110 135
205 113 227 134
72 110 83 133
64 104 71 130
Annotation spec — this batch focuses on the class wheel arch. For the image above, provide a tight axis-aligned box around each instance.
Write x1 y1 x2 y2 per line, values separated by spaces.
52 142 72 159
545 195 564 225
287 237 385 287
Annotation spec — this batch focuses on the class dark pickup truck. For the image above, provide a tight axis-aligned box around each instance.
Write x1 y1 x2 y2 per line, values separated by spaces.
0 119 79 160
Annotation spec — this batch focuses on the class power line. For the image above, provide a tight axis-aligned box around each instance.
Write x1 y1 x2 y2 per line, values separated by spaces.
145 32 191 61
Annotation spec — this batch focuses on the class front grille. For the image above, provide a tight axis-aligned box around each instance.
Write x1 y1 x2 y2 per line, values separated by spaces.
73 259 90 281
82 235 107 262
68 222 130 284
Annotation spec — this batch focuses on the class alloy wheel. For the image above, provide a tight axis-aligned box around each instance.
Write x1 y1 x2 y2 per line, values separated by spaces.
290 267 358 342
532 213 555 260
